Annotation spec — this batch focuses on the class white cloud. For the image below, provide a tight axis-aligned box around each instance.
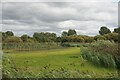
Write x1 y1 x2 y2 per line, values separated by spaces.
2 2 118 36
1 0 118 2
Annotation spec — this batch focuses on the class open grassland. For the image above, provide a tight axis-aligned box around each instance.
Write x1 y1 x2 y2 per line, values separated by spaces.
2 48 118 78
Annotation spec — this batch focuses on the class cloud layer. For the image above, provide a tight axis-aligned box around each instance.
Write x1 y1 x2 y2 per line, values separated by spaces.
2 1 118 36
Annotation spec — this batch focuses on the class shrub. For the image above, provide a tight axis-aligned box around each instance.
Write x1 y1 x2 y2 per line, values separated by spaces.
104 33 118 42
4 36 23 43
2 43 60 50
81 48 116 68
94 35 106 41
61 43 71 47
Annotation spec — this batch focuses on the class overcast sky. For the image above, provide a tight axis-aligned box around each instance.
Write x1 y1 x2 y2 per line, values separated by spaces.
1 0 119 36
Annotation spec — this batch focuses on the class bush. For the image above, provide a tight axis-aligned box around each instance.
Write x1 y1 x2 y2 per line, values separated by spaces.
2 43 60 50
4 36 23 43
94 35 106 41
61 43 71 47
90 40 118 56
104 33 118 42
81 47 116 68
81 40 118 68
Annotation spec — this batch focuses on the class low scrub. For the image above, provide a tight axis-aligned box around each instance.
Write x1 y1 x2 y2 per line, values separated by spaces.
81 47 116 68
2 43 60 51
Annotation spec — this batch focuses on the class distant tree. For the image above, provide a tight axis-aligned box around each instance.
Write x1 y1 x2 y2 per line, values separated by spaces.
82 36 94 43
99 26 111 35
62 35 84 43
70 36 84 42
68 29 77 36
33 32 42 42
0 32 2 43
5 36 23 43
48 33 57 42
56 37 62 42
5 31 14 36
1 31 14 42
94 35 106 41
27 39 35 43
21 34 29 42
33 32 57 42
104 33 118 42
62 31 68 37
114 27 120 33
61 37 68 43
1 32 9 42
29 37 38 43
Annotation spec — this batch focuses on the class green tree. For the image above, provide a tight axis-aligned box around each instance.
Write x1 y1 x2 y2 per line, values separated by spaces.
99 26 111 35
33 32 57 42
114 27 120 33
0 32 2 43
33 32 42 42
94 35 106 41
68 29 77 36
5 31 14 36
104 33 118 42
5 36 23 43
56 37 62 42
21 34 29 42
62 31 68 37
80 35 94 43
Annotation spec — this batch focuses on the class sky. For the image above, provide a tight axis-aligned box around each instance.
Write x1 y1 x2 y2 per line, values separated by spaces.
1 0 119 36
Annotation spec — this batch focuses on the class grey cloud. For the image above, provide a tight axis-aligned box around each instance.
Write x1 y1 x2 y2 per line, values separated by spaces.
2 2 118 36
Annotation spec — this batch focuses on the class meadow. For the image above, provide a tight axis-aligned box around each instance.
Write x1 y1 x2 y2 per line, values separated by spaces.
2 47 118 78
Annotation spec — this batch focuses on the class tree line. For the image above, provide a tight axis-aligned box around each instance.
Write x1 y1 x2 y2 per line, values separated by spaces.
0 26 120 43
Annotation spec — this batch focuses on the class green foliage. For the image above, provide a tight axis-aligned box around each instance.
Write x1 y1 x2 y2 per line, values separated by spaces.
1 27 118 44
61 35 84 43
114 27 120 33
81 36 94 43
68 29 77 36
94 35 106 41
81 47 116 68
2 31 14 42
104 33 118 42
0 32 2 43
62 31 68 37
27 39 35 43
81 40 120 73
4 36 23 43
5 31 14 37
2 42 60 50
90 40 118 56
21 34 29 42
99 26 111 35
61 43 71 47
2 48 118 78
33 32 57 42
56 37 62 42
21 35 37 43
67 35 84 42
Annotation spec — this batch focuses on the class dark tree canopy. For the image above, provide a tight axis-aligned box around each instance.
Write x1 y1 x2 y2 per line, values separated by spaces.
5 31 14 36
114 27 120 33
5 36 23 43
62 31 68 37
68 29 77 36
1 26 118 44
33 32 57 42
104 33 118 42
21 34 29 42
94 35 106 41
99 26 111 35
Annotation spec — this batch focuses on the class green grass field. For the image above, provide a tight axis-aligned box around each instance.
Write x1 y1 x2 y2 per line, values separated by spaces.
2 48 118 78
